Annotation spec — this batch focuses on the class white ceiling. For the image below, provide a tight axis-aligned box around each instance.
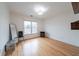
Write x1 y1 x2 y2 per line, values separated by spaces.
7 2 72 20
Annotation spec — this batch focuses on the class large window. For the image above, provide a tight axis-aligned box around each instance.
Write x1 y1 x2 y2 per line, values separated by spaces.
24 21 37 34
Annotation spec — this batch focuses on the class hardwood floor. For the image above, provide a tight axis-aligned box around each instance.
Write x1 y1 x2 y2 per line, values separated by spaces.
5 37 79 56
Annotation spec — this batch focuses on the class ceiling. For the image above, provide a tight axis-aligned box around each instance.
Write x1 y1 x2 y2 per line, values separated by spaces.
7 2 72 20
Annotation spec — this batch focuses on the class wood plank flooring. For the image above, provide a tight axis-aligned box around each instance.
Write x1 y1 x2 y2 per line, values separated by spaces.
5 37 79 56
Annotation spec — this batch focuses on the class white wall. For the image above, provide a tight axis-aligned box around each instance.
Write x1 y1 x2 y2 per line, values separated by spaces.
10 12 44 39
0 3 10 55
44 3 79 47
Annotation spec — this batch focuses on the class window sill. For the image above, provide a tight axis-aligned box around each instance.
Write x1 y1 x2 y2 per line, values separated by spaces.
24 33 38 36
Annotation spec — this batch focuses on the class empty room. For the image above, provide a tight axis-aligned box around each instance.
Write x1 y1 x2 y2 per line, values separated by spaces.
0 2 79 56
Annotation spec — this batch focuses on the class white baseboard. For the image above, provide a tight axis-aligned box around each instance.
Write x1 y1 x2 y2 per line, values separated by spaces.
49 36 79 48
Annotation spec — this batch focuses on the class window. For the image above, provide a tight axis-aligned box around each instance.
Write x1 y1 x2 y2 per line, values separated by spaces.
24 21 31 34
32 22 37 33
24 21 37 34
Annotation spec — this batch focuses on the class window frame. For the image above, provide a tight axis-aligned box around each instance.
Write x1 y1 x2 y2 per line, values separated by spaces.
24 21 38 35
